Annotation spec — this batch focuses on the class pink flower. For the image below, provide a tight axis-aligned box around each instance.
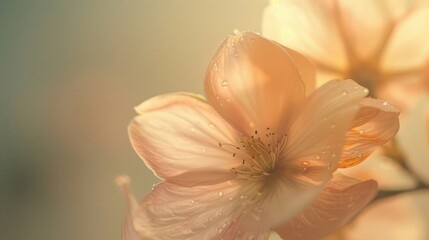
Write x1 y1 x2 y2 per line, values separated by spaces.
262 0 429 111
119 31 399 240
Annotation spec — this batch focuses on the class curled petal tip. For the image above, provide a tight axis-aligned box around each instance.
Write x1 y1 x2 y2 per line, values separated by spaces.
116 175 131 187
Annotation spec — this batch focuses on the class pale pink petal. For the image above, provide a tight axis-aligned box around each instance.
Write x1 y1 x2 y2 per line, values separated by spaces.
382 2 429 72
280 45 316 95
116 176 141 240
397 94 429 185
344 191 429 240
129 93 241 186
339 153 417 190
123 179 271 240
275 173 378 240
283 80 369 171
335 0 390 60
339 98 400 168
204 31 306 136
262 0 347 70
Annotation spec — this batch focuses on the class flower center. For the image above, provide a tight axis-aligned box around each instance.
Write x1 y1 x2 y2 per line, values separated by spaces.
220 128 287 181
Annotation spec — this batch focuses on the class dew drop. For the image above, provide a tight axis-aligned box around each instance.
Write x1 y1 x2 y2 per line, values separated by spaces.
363 89 369 93
226 98 231 102
326 162 332 170
331 153 337 158
217 227 223 233
359 129 365 134
234 53 239 57
301 161 310 167
218 211 223 216
208 122 215 128
315 155 321 160
342 91 347 96
216 95 220 100
189 200 195 204
222 80 229 88
233 29 239 35
208 217 213 222
240 195 248 199
248 235 256 240
354 86 359 90
201 148 207 152
254 206 263 213
382 101 389 106
218 191 224 197
228 197 233 201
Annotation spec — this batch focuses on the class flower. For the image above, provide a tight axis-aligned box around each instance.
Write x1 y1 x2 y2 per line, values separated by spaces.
262 0 429 110
119 31 399 240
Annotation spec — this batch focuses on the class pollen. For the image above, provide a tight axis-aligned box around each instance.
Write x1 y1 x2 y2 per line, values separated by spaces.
220 128 288 182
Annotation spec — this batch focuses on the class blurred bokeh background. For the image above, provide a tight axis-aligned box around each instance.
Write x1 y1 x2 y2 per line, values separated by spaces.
0 1 267 239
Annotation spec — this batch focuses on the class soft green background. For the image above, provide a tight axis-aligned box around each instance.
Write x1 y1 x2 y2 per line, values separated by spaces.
0 1 268 239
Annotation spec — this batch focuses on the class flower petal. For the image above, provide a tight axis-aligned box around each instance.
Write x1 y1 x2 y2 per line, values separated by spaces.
129 93 241 186
262 0 347 70
283 79 369 171
339 153 417 190
338 98 400 168
397 94 429 185
382 2 429 71
204 31 306 136
123 180 271 240
280 45 316 95
274 173 378 240
344 191 429 240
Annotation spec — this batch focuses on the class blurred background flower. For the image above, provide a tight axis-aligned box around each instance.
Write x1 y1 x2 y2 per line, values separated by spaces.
262 0 429 239
0 1 268 239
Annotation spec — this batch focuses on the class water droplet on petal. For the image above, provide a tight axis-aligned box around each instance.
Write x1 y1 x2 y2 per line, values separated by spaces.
234 53 239 57
225 98 231 102
301 161 310 167
359 129 365 134
363 89 369 93
218 191 224 197
189 200 195 204
326 163 332 170
315 155 321 160
248 235 256 240
208 122 215 128
201 148 207 152
228 197 233 201
331 153 337 158
222 80 229 88
342 91 347 96
233 29 239 35
218 211 223 216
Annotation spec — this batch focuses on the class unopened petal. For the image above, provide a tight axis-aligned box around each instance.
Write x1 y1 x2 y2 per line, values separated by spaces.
339 98 400 168
275 173 378 240
204 31 307 136
126 180 271 240
129 93 240 186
